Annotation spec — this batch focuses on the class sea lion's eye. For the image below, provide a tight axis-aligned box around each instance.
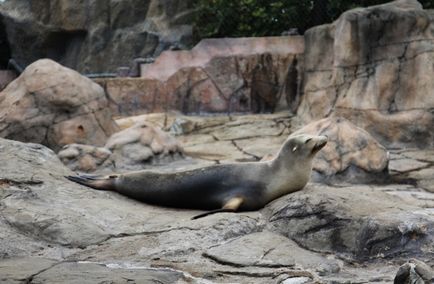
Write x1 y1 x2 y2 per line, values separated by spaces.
305 138 312 144
292 146 298 152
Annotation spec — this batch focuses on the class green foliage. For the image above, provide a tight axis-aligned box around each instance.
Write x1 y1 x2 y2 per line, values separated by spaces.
194 0 309 38
194 0 434 39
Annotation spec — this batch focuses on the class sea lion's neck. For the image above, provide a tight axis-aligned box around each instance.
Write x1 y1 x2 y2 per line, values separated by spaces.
264 154 313 202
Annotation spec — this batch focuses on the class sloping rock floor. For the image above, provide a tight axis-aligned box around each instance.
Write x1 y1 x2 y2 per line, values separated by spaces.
1 113 433 283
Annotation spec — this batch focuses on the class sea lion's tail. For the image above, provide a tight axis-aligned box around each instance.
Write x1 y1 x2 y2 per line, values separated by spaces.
65 174 117 190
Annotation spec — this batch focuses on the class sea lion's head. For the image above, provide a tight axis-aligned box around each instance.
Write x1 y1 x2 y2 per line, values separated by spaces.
265 134 328 201
280 134 328 159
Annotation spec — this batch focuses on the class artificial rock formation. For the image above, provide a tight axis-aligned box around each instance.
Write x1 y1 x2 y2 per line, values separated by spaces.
58 121 183 173
1 136 433 283
291 116 389 182
0 0 194 73
297 0 434 148
96 36 304 115
57 144 113 173
0 59 118 150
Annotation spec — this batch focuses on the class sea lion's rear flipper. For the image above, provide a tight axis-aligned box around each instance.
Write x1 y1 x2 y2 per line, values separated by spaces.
191 197 243 220
65 174 117 190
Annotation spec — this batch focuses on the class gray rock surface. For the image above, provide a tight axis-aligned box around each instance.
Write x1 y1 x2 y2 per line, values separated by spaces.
264 184 434 260
31 261 185 284
204 231 340 274
1 118 434 282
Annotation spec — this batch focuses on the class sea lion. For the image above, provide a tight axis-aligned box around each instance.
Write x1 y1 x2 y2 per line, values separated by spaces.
66 134 327 219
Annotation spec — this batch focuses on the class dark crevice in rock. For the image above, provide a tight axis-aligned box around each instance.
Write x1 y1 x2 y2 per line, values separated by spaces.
184 120 228 134
301 218 349 235
44 30 88 66
95 226 202 246
334 106 434 112
231 140 260 161
273 115 292 127
388 43 408 113
101 82 120 114
228 84 249 114
25 261 64 284
200 69 228 102
304 68 334 73
258 247 275 262
213 268 314 279
0 15 11 69
0 178 43 187
202 253 246 268
268 201 326 222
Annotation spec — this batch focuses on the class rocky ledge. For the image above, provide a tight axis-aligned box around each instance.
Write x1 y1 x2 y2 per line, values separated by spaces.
1 113 433 283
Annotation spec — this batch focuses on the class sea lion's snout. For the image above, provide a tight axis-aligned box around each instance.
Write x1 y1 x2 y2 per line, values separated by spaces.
311 136 328 154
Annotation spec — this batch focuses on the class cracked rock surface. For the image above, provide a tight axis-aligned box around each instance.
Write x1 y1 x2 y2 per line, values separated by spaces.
297 0 434 148
1 111 434 283
0 59 119 151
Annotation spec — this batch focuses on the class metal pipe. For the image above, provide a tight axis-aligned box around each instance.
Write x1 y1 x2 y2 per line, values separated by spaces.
7 58 23 74
84 73 117 79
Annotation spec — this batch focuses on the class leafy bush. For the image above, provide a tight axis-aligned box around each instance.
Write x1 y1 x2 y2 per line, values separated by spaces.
194 0 434 39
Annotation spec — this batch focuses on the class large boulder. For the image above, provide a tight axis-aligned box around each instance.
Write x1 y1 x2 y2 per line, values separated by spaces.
291 116 389 183
264 183 434 261
296 0 434 148
0 59 118 150
0 0 194 73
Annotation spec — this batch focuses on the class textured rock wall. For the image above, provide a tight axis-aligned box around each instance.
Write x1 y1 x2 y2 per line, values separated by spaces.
296 0 434 148
0 0 194 73
97 36 304 115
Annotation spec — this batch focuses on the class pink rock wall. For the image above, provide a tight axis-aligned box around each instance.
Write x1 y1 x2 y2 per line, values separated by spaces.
96 36 304 115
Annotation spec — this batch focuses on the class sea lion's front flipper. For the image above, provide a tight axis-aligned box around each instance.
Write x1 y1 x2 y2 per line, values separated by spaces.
65 174 117 190
191 197 243 220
